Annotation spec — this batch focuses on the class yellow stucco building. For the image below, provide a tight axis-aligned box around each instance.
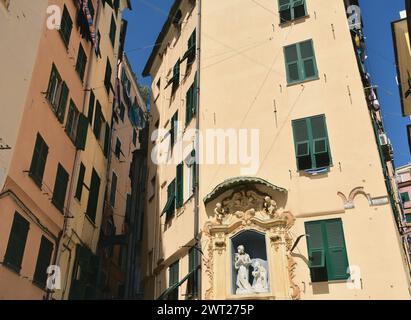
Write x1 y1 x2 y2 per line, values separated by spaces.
142 0 411 300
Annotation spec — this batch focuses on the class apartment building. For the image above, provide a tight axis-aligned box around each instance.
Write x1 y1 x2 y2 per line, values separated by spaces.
97 51 148 299
0 0 90 299
142 0 411 300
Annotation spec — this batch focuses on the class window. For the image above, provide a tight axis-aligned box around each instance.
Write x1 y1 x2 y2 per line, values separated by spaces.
292 114 332 171
305 218 349 282
86 169 100 222
46 64 69 123
184 150 196 202
115 138 122 159
183 29 196 66
75 43 87 81
4 212 29 273
52 163 69 213
66 100 80 141
284 39 318 84
119 103 125 122
162 179 176 221
176 162 184 209
103 123 111 158
406 214 411 223
170 111 178 148
168 261 179 300
133 130 137 146
165 60 181 93
185 75 197 125
278 0 307 23
75 163 86 201
401 192 410 203
29 133 49 187
33 236 54 288
88 0 94 18
110 172 117 207
88 91 95 125
93 101 103 139
104 59 112 94
109 15 116 47
187 246 199 299
59 5 73 47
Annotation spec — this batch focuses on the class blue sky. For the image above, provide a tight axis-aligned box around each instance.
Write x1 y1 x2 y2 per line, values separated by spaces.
124 0 411 167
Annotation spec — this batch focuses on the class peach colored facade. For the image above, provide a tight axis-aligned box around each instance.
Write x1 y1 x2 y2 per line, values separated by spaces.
143 0 411 300
0 0 92 299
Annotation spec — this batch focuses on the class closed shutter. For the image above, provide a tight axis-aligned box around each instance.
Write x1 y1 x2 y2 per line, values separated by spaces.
310 115 331 168
93 101 102 138
292 119 311 170
75 163 86 201
110 172 117 207
60 6 72 47
299 40 317 79
324 219 349 280
4 212 30 272
176 162 184 208
104 123 111 158
104 59 112 93
57 82 69 123
33 236 54 287
88 92 95 125
86 169 101 222
30 134 49 186
185 85 193 125
75 44 87 81
191 150 197 192
164 180 176 220
52 164 69 213
168 261 179 300
75 113 88 150
284 44 300 83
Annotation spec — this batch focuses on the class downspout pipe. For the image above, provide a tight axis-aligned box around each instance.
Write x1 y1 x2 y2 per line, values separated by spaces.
194 0 202 300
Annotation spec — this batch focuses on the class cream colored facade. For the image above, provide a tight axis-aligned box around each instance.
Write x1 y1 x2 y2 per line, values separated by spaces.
143 0 411 300
0 0 48 190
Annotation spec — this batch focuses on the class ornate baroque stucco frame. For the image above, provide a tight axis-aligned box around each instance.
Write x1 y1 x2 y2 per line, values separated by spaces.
202 180 300 300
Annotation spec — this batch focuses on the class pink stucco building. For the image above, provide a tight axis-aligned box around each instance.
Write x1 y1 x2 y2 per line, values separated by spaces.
397 163 411 223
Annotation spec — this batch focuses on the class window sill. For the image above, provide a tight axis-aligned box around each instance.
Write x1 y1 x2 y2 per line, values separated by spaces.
28 172 43 190
279 14 310 27
32 279 47 291
1 261 21 275
51 199 65 214
286 76 319 87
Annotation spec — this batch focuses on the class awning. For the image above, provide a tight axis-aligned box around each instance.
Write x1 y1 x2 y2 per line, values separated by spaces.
157 266 200 300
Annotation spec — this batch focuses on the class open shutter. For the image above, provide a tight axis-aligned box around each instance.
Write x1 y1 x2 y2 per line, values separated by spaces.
4 213 30 272
164 180 176 220
305 221 328 282
57 82 69 123
279 0 292 23
52 164 69 212
33 236 54 287
176 163 184 208
88 92 95 125
324 219 349 280
103 123 111 158
185 85 193 125
86 169 100 222
75 163 86 201
75 113 88 150
191 149 197 193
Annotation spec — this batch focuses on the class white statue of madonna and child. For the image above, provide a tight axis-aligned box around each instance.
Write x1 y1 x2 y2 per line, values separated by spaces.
234 245 269 295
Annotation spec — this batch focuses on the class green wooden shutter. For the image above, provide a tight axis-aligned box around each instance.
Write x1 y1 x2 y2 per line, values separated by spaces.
33 236 54 287
86 169 101 222
88 92 95 125
30 134 49 186
4 212 30 272
57 82 69 123
185 85 193 125
104 123 111 158
109 15 116 47
324 219 349 280
165 179 176 220
104 59 112 93
305 221 325 268
75 163 86 201
401 192 410 203
284 44 300 83
93 101 102 138
169 260 179 300
75 113 88 150
110 172 117 207
299 40 318 80
292 119 312 170
292 0 306 19
279 0 292 23
309 115 331 169
60 6 72 47
52 164 69 213
176 162 184 208
191 149 197 192
76 44 87 81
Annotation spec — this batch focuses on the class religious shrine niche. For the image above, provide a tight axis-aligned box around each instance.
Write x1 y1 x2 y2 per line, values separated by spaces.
202 178 299 300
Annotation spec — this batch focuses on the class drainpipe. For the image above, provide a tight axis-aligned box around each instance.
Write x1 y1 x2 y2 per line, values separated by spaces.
49 0 102 300
194 0 202 300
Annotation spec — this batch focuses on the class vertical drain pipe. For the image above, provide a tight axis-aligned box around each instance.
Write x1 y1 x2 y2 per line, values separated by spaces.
194 0 202 300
